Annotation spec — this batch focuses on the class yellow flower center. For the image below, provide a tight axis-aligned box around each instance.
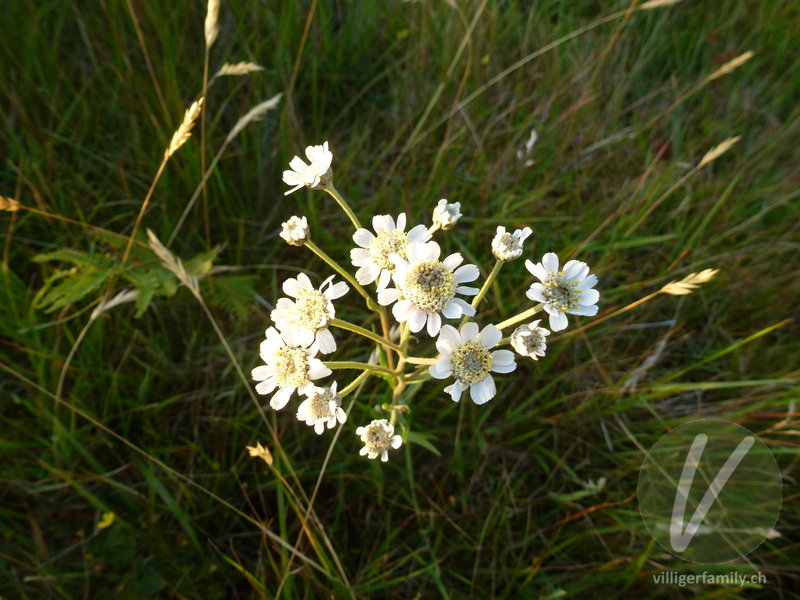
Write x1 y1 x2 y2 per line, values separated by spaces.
401 260 456 313
369 230 409 271
451 340 493 384
309 388 338 420
543 273 580 312
292 290 331 331
274 346 309 388
364 422 393 453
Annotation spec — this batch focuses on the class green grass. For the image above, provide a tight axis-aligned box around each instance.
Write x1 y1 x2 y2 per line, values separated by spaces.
2 0 799 598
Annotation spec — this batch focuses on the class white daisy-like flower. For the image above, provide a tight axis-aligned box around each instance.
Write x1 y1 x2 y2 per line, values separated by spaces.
270 273 349 354
525 253 599 332
350 213 431 291
296 382 347 434
510 320 550 360
377 241 479 336
429 323 516 405
280 215 310 246
251 326 331 410
431 199 462 230
491 226 532 262
282 141 333 195
356 419 402 462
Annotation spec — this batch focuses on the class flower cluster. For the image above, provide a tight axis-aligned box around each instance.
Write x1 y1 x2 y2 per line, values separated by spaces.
250 142 601 464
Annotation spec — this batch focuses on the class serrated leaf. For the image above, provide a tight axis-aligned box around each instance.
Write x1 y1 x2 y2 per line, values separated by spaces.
202 275 257 318
134 282 159 317
38 265 114 313
33 249 97 265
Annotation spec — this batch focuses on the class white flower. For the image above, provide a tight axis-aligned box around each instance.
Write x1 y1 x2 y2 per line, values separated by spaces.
251 327 331 410
429 323 516 405
350 213 431 290
280 215 310 246
296 382 347 434
510 320 550 360
271 273 349 354
491 226 532 262
282 141 333 195
377 241 479 336
525 253 599 332
356 419 402 462
431 199 462 230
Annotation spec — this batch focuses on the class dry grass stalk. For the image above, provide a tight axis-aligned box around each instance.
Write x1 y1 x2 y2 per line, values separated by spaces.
246 442 274 466
638 0 683 9
698 136 741 167
214 61 264 78
205 0 221 48
661 269 720 296
146 229 199 293
166 98 204 158
708 51 754 81
0 197 21 212
90 289 139 320
226 93 283 141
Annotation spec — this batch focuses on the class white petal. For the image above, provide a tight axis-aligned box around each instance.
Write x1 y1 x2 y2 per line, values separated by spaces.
326 281 349 300
454 264 479 283
378 287 403 306
455 286 479 296
453 298 476 317
442 253 463 270
441 301 463 319
578 288 600 306
469 378 492 405
381 451 389 462
525 260 548 283
391 435 402 449
392 299 417 321
282 277 304 298
542 252 559 274
405 242 427 263
396 213 407 232
436 325 461 353
460 322 479 342
314 421 325 435
335 407 347 424
570 305 599 316
491 349 515 366
270 386 294 410
376 269 393 291
445 380 465 402
580 274 598 290
251 365 273 381
478 324 502 348
281 326 299 347
255 378 277 395
408 308 427 333
289 156 308 172
527 283 546 303
316 328 337 354
356 263 381 285
353 228 375 248
307 360 332 380
549 311 569 332
429 357 453 379
407 224 431 243
350 248 372 266
426 312 442 337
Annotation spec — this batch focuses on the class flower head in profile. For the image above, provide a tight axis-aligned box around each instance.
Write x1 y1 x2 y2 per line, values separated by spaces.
350 213 431 290
492 226 532 262
356 419 402 462
282 142 333 195
280 215 310 246
251 327 331 410
429 323 516 404
271 274 348 354
431 199 462 230
377 241 479 336
525 253 599 332
297 382 347 434
510 320 550 360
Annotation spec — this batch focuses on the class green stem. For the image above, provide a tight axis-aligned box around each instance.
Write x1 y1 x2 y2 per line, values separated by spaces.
339 371 371 397
323 361 396 376
461 259 504 326
305 240 371 303
495 303 544 331
330 318 401 352
325 182 362 230
405 356 437 365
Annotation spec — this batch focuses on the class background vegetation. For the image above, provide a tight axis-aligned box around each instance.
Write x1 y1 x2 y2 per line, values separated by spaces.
1 0 799 597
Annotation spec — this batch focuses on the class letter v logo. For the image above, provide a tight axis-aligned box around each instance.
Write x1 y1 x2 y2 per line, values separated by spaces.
669 433 755 552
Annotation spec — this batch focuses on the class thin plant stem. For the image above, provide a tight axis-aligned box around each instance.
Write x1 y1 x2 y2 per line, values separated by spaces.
325 182 361 230
495 303 544 331
304 240 371 302
323 361 396 376
340 370 372 397
405 356 438 365
201 46 211 246
461 259 503 326
330 318 401 352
